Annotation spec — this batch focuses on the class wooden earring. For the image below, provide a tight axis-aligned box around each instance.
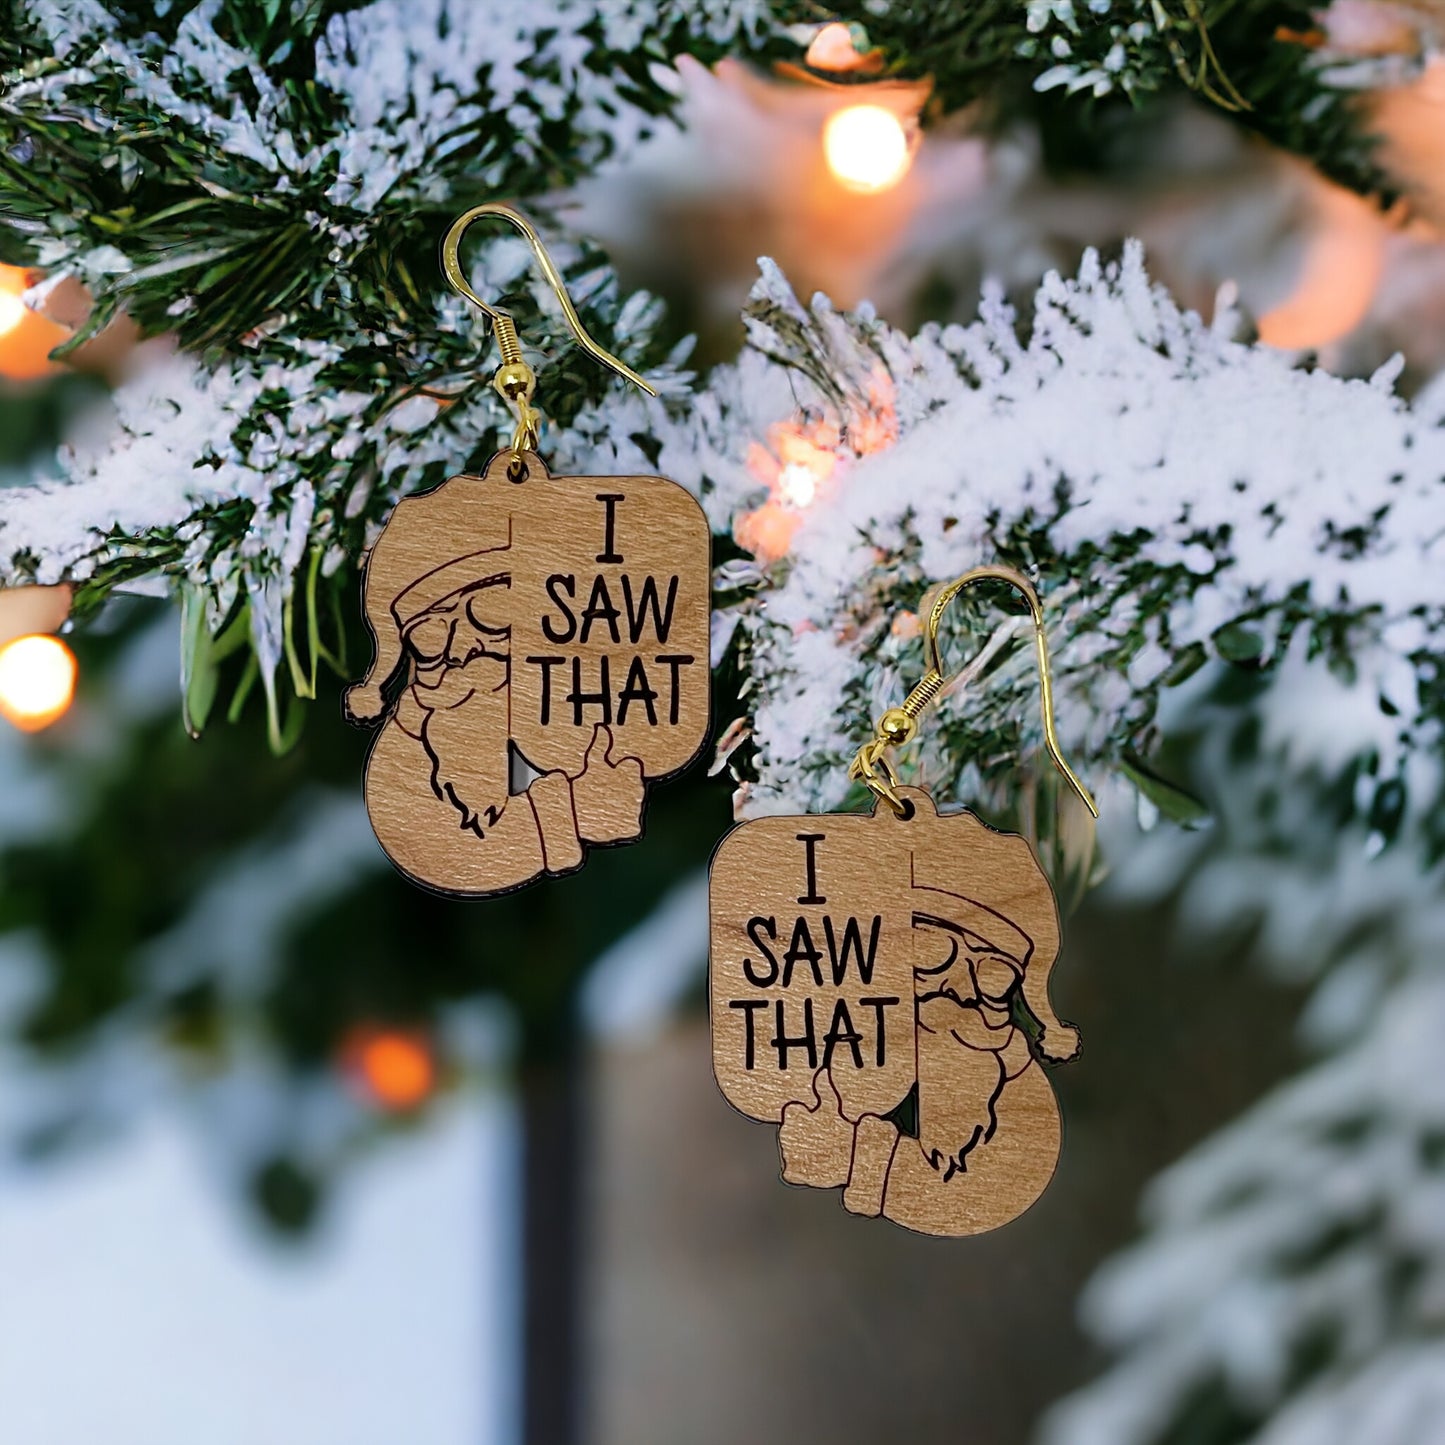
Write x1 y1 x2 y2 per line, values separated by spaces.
346 206 710 898
708 567 1095 1237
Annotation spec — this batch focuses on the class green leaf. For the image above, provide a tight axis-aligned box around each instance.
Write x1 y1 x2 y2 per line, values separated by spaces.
183 597 254 737
1158 640 1207 688
226 651 259 725
272 692 308 756
282 586 311 701
179 586 219 738
1214 622 1266 665
48 293 120 359
1119 749 1211 828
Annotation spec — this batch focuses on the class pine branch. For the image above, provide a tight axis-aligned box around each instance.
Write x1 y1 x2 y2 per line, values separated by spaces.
0 0 735 351
841 1 1394 202
653 248 1444 844
0 0 1415 757
0 0 754 746
1041 656 1445 1445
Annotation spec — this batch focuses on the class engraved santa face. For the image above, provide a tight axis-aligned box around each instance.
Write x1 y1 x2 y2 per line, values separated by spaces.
404 581 512 674
349 453 709 899
399 576 513 834
908 898 1035 1180
711 795 1075 1236
911 902 1030 1009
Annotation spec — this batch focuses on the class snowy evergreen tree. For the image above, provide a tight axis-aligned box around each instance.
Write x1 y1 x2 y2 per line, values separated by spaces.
3 5 1445 1436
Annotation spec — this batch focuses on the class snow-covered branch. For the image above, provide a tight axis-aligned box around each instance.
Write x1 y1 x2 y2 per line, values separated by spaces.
1041 646 1445 1445
638 246 1445 828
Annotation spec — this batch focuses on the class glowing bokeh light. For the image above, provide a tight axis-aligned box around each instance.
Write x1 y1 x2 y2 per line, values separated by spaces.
823 104 912 194
347 1028 437 1112
0 289 25 338
777 461 818 509
0 634 77 732
0 264 69 379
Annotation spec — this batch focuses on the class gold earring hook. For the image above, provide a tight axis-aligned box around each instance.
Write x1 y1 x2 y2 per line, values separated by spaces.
440 202 656 454
848 564 1097 819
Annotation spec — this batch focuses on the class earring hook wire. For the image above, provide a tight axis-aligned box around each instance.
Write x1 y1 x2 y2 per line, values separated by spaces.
440 202 655 456
848 565 1097 819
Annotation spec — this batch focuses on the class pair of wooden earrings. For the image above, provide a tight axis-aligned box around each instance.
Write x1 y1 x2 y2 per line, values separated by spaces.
348 206 1095 1237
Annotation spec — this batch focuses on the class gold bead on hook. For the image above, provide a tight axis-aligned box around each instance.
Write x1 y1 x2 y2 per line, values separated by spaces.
493 359 536 407
877 708 916 747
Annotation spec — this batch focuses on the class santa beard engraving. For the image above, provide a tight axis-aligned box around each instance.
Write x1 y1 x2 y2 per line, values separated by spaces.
909 908 1038 1181
400 580 514 835
354 571 647 896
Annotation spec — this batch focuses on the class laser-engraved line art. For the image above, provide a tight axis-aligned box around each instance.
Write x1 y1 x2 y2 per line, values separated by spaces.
710 789 1077 1236
348 451 709 897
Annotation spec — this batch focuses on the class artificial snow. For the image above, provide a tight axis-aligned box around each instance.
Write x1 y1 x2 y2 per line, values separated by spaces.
611 245 1445 818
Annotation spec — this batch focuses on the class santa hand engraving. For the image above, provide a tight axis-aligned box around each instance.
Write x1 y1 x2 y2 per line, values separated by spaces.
779 1069 854 1190
771 870 1071 1237
343 680 387 723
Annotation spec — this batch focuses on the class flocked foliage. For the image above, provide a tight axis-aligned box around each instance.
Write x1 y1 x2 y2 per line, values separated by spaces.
0 0 739 742
0 0 1408 754
847 0 1398 200
569 246 1445 860
1 15 1443 1431
1040 646 1445 1445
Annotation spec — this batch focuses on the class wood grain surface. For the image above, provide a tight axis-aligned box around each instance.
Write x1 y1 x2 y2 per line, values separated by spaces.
346 449 711 898
709 786 1078 1236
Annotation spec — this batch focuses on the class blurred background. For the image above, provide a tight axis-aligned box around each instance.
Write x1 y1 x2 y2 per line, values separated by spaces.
3 7 1445 1445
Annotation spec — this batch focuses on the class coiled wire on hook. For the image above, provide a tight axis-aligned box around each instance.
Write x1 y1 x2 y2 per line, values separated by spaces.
439 203 655 467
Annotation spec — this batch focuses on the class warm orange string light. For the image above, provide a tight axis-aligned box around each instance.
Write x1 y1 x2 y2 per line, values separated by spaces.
0 289 25 338
344 1027 438 1112
736 370 899 563
0 634 78 732
823 104 913 194
0 265 68 381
